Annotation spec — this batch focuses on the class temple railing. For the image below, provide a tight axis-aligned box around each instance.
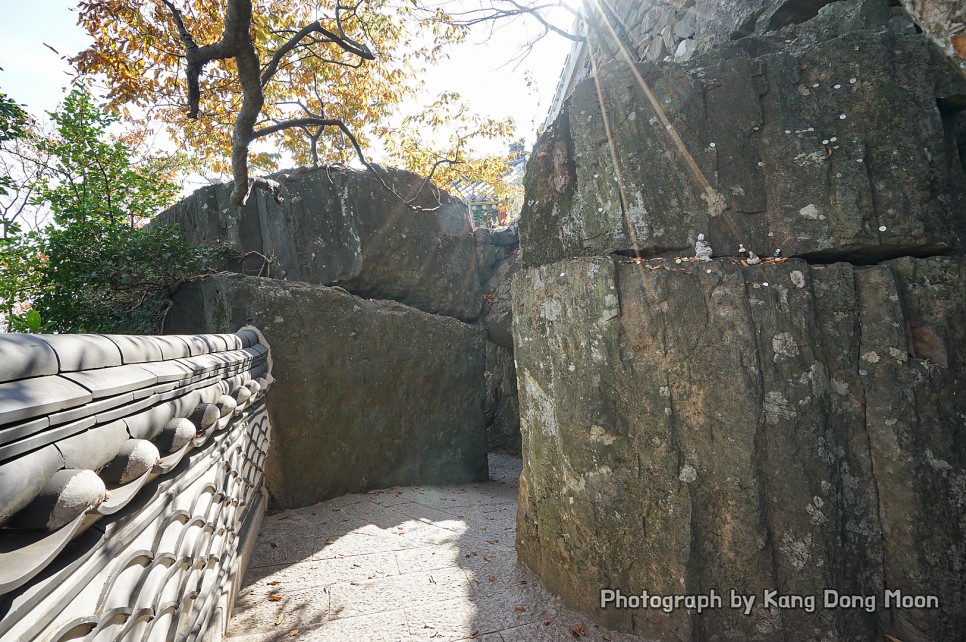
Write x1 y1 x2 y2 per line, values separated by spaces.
0 328 273 642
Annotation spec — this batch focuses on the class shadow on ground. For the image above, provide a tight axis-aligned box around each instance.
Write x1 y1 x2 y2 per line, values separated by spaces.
224 455 640 641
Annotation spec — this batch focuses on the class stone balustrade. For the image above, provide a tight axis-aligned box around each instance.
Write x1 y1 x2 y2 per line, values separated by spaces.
0 328 273 642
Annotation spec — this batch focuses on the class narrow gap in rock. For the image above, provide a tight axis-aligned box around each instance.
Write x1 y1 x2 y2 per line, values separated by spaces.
610 246 691 260
938 95 966 176
793 247 953 265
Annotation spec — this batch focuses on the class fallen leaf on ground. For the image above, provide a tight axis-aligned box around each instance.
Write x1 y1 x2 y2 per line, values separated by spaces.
483 555 490 561
469 631 480 639
514 605 526 612
488 575 496 582
324 539 335 545
543 620 552 626
573 623 586 636
289 630 299 637
275 614 284 625
603 636 612 641
268 595 282 601
267 581 281 585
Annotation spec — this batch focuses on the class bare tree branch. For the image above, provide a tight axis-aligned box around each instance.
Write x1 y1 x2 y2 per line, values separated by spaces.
260 18 374 86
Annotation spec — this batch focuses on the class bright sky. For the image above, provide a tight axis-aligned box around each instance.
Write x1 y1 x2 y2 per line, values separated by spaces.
0 2 573 163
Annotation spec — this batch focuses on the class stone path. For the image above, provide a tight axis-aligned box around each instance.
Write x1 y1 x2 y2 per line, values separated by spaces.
225 454 641 641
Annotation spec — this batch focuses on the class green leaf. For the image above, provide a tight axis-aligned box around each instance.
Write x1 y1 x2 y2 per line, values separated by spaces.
25 309 42 333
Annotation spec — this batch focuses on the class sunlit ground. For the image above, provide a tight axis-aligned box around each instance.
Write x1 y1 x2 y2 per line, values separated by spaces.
227 454 639 641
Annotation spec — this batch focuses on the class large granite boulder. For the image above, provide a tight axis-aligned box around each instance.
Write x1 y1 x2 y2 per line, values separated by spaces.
521 27 966 269
166 274 488 508
512 255 965 639
159 166 482 323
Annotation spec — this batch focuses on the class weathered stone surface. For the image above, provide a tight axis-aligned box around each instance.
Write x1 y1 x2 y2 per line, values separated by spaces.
166 274 488 508
602 0 919 65
512 255 965 640
481 250 520 350
477 224 518 293
159 166 483 323
476 224 522 456
484 343 521 456
901 0 966 77
522 28 966 268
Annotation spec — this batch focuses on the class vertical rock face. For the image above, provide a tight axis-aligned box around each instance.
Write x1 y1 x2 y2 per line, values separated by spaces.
515 1 966 638
159 166 482 323
513 256 965 639
523 23 966 268
167 274 488 508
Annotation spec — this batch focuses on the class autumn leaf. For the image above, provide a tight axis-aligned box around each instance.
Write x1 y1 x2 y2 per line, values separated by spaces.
73 0 514 204
514 605 526 612
488 575 496 582
267 581 281 586
268 595 282 601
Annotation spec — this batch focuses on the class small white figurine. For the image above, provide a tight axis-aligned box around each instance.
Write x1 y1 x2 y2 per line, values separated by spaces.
738 244 748 260
747 251 761 265
695 233 713 261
